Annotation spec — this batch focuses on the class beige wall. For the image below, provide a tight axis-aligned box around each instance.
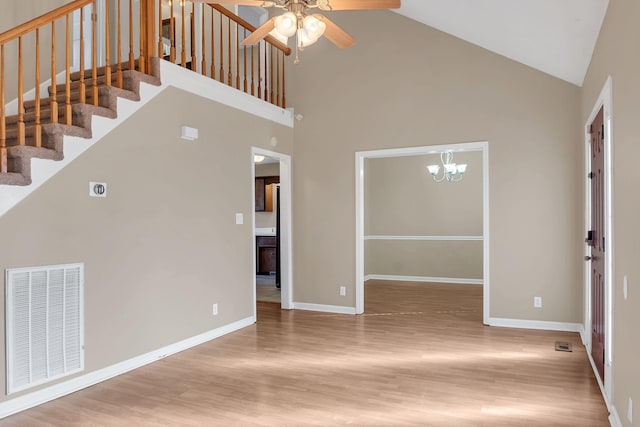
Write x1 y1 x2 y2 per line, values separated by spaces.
255 162 280 229
581 0 640 423
292 10 583 322
364 152 483 279
0 86 293 402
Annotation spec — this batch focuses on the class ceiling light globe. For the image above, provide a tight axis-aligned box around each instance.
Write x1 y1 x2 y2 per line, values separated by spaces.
302 15 326 40
275 12 297 38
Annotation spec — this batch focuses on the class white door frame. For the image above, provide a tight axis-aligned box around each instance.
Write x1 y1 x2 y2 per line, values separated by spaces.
583 76 614 402
72 0 106 71
252 148 293 316
355 141 490 323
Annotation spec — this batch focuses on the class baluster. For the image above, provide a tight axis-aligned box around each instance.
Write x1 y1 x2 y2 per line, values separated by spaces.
170 1 176 62
281 51 286 108
251 43 255 96
243 28 247 93
263 42 268 101
130 0 136 69
79 7 86 103
91 1 99 106
191 3 196 71
235 23 240 89
276 48 280 107
181 0 186 67
157 0 163 59
270 46 274 105
0 44 6 173
17 37 25 145
201 4 206 76
105 0 111 86
116 0 123 87
257 42 261 100
65 15 72 125
218 13 223 83
51 22 59 119
35 29 42 147
227 16 232 86
138 0 146 73
210 8 215 79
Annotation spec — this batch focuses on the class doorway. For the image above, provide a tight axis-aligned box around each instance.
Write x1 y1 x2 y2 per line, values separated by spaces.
355 141 490 323
252 148 293 317
584 76 613 399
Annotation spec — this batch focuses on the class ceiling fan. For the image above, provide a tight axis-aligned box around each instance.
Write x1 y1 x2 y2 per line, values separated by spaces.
192 0 401 63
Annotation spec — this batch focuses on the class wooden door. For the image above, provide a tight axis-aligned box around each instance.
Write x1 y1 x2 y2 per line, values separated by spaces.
588 107 605 382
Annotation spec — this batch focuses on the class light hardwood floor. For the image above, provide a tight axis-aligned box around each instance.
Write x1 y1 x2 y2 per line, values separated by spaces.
1 280 609 426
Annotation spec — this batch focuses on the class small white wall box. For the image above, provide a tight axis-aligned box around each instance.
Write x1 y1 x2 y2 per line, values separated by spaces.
181 126 199 141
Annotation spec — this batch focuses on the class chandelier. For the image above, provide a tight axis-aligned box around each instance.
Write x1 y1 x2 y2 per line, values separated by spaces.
426 151 468 183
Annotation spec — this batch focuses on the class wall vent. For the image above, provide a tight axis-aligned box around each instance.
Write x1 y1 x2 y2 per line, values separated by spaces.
5 263 84 394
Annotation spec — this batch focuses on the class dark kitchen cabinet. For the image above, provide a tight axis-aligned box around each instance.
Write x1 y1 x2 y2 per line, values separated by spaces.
256 236 277 274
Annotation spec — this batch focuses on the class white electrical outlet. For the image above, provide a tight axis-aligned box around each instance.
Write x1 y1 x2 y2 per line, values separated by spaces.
339 286 346 296
623 275 629 301
628 397 633 423
212 303 218 316
235 213 243 225
534 296 542 308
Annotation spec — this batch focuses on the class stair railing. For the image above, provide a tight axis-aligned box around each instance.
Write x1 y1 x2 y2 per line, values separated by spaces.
0 0 157 175
158 2 291 108
0 0 290 178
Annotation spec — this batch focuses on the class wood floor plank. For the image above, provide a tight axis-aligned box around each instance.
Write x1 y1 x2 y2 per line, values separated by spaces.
0 280 609 426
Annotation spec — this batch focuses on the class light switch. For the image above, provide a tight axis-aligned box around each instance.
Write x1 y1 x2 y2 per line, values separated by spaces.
235 213 243 225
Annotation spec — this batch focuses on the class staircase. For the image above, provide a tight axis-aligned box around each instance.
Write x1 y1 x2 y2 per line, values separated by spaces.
1 61 160 186
1 0 289 189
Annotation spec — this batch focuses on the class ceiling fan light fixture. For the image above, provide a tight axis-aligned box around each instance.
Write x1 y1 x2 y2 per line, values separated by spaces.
302 15 326 40
297 28 319 48
274 12 297 37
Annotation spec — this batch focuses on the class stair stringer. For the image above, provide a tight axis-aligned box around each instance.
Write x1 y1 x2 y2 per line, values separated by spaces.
0 60 295 219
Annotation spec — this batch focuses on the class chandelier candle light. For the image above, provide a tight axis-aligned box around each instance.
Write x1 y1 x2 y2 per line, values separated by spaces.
427 151 468 183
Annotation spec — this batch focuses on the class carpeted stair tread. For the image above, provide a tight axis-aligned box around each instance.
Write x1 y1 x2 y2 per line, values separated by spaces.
5 103 117 127
1 57 161 185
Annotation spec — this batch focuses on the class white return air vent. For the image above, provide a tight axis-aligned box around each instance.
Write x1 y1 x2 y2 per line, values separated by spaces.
5 263 84 394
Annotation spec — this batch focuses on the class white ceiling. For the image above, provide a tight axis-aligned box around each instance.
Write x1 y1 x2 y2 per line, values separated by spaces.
394 0 609 86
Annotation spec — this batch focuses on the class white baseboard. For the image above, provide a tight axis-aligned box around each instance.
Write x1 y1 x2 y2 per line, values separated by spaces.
365 274 483 285
0 316 255 419
292 302 356 315
609 406 623 427
487 317 583 333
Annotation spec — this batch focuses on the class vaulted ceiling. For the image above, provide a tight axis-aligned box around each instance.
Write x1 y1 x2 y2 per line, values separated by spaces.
395 0 609 86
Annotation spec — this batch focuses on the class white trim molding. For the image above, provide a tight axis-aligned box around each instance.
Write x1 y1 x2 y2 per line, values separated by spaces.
355 141 490 322
608 407 623 427
583 75 614 402
365 275 482 285
488 317 583 333
292 303 357 315
251 148 294 312
364 235 483 241
0 316 255 420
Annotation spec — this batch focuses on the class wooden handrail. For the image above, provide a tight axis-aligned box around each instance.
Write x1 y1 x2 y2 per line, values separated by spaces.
0 0 93 44
209 4 291 56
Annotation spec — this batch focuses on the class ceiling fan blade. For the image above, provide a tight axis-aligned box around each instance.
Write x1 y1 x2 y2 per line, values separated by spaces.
322 0 400 11
312 15 355 48
241 17 276 45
